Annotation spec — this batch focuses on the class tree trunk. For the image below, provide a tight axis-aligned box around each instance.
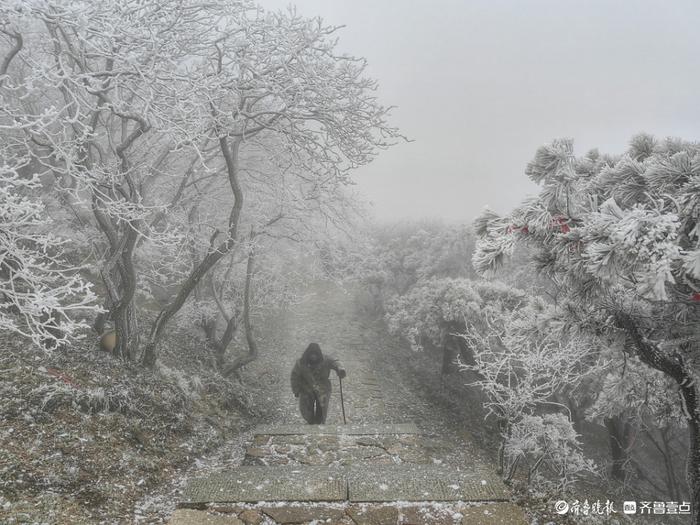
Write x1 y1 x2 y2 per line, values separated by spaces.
87 96 145 362
646 425 683 501
142 240 234 367
113 225 139 360
201 315 239 371
555 393 586 434
615 313 700 524
93 213 139 361
143 137 243 368
604 415 632 481
681 381 700 525
217 316 238 370
222 247 258 377
660 427 682 502
93 309 109 335
441 338 457 377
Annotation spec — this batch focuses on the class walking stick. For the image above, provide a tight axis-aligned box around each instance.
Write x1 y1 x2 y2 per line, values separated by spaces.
338 375 347 425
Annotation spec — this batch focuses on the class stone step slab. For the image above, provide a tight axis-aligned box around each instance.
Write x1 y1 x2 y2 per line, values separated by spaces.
169 509 243 524
171 502 528 525
347 465 509 502
243 433 427 467
182 467 346 504
253 423 420 436
180 465 508 505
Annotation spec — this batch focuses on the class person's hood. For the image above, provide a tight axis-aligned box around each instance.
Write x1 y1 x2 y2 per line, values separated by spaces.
301 343 322 366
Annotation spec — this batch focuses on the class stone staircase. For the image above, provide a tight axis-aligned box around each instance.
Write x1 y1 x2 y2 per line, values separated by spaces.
170 423 527 525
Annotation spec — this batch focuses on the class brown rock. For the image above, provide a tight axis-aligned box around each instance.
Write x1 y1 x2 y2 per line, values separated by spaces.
460 503 528 525
347 504 400 525
238 509 264 525
335 515 358 525
385 444 404 455
400 506 456 525
261 505 346 523
169 509 244 525
298 452 329 465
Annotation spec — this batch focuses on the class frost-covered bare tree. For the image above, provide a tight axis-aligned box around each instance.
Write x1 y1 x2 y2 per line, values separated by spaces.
0 19 99 350
1 1 207 358
174 134 367 375
1 1 400 366
474 135 700 521
141 5 401 366
0 157 99 350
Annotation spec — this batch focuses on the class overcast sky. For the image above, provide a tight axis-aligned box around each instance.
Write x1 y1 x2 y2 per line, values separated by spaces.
258 0 700 223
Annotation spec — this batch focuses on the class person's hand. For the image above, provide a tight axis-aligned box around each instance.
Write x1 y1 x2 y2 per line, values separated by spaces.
338 368 347 379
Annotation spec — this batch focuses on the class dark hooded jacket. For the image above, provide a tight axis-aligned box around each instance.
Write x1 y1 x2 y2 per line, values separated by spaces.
291 343 341 397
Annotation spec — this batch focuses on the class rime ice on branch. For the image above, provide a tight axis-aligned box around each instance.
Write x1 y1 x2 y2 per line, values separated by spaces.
0 1 401 363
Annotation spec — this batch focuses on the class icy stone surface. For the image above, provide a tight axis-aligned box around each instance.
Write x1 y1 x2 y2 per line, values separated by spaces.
181 463 508 504
254 423 419 435
347 465 509 502
169 509 244 524
260 505 346 523
181 467 346 503
460 503 529 524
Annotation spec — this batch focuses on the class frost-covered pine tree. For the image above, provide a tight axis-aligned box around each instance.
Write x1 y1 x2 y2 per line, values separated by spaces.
474 134 700 522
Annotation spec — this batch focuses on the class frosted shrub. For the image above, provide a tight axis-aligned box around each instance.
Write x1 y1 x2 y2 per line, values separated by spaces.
506 414 595 492
461 302 601 490
384 271 598 491
157 364 202 402
385 277 523 352
31 382 134 415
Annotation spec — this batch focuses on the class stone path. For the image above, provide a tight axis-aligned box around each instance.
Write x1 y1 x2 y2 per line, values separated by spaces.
167 283 528 524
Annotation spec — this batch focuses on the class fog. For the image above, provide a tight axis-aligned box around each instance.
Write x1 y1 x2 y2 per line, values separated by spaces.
259 0 700 222
3 2 699 522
